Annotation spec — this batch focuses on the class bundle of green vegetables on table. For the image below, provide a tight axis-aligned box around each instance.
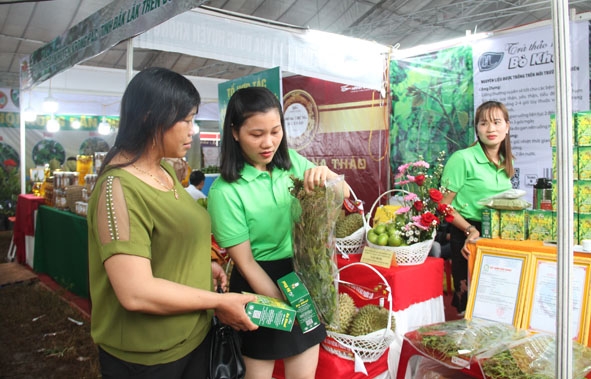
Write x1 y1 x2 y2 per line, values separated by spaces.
477 333 591 379
407 318 526 369
290 175 344 329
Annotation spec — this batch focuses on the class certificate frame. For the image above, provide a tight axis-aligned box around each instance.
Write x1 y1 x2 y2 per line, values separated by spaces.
522 252 591 345
466 246 530 327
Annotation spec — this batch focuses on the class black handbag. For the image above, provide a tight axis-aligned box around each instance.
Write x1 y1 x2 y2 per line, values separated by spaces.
209 288 245 379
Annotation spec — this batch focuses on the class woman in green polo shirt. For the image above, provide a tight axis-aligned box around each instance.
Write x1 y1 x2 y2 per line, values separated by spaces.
87 67 257 379
441 101 515 315
208 87 348 379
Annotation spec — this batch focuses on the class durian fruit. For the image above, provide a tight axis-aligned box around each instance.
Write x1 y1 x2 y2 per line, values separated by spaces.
347 304 396 336
335 213 364 238
327 292 358 333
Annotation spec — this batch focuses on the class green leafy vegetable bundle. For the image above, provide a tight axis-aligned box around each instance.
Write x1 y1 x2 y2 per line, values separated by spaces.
290 175 344 328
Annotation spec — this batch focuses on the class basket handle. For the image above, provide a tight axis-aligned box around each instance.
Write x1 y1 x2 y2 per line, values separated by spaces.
365 189 413 229
337 262 393 330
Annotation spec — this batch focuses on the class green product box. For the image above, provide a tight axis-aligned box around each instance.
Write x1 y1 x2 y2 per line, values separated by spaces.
552 147 578 180
576 180 591 213
578 213 591 243
481 208 500 239
575 110 591 146
500 210 528 240
244 292 296 332
550 113 575 147
527 210 554 241
574 213 580 244
578 146 591 180
277 272 321 334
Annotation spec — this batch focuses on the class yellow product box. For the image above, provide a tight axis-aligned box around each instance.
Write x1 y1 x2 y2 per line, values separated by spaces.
578 146 591 180
500 210 528 240
575 111 591 146
551 211 558 241
277 272 321 334
527 210 554 241
481 208 500 239
576 180 591 213
574 212 580 244
578 213 591 243
373 205 401 225
552 147 577 180
244 292 296 332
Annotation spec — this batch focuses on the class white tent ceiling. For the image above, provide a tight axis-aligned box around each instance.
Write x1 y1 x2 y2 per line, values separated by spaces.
2 0 591 88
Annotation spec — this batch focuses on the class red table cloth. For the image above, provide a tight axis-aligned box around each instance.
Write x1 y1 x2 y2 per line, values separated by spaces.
13 194 45 265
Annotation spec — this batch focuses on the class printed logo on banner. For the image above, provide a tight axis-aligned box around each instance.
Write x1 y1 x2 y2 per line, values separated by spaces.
478 52 504 72
0 91 7 109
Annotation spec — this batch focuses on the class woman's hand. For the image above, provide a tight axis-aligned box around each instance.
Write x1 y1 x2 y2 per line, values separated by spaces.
461 228 480 259
211 261 227 292
215 292 259 331
303 166 350 197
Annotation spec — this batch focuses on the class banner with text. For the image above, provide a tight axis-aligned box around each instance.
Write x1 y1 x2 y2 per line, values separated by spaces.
20 0 204 89
473 21 590 201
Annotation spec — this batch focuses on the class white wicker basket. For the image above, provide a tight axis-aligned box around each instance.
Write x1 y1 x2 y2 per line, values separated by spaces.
322 262 395 363
335 187 367 257
365 189 434 266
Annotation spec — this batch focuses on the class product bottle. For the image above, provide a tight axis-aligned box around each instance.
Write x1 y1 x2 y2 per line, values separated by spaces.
533 178 553 210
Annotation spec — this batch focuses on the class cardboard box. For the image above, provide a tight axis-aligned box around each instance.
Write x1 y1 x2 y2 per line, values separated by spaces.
500 210 528 240
481 208 500 239
244 292 296 332
527 210 554 241
277 272 321 333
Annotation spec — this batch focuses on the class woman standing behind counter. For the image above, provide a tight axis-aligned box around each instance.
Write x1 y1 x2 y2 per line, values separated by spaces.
441 100 514 315
87 67 257 379
208 87 348 379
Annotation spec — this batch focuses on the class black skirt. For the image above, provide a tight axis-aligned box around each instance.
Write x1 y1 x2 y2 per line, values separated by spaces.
229 258 327 360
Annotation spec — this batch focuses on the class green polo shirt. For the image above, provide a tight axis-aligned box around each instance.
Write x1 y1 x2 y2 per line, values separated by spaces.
441 144 512 222
208 149 315 261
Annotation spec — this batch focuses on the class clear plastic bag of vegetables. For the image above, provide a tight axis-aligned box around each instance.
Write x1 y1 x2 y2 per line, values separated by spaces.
404 318 526 369
477 332 591 379
290 175 344 329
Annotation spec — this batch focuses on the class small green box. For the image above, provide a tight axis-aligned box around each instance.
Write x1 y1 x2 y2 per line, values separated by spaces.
576 180 591 213
575 111 591 146
481 208 500 238
244 292 296 332
578 213 591 243
577 146 591 180
277 272 321 334
500 210 528 240
527 210 554 241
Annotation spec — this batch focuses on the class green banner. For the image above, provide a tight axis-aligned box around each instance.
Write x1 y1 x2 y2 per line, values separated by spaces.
217 67 282 130
20 0 206 89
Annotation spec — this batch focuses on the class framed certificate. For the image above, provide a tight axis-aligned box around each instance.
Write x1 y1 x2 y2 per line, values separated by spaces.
466 247 530 326
522 253 591 344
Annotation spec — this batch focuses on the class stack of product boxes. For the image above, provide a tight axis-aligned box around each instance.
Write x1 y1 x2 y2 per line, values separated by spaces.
550 110 591 244
482 110 591 242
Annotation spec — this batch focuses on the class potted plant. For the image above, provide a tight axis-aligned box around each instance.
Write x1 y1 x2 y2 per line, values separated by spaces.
0 159 20 230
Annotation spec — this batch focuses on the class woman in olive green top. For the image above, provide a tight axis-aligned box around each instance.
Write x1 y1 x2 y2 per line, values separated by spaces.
87 67 257 379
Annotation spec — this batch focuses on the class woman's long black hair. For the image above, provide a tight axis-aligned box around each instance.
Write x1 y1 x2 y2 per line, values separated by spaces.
219 87 291 182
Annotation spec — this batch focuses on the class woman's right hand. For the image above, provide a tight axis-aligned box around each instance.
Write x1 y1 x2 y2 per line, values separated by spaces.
461 228 480 259
215 292 259 331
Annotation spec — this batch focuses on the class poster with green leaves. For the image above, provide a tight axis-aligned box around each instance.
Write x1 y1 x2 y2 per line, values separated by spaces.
389 45 474 178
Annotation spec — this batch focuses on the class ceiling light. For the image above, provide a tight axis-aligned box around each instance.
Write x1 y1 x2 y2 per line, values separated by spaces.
42 80 59 113
71 119 81 129
23 91 37 122
98 117 111 135
46 116 60 133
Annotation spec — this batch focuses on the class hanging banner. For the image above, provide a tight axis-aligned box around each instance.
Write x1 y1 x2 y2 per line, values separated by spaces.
217 67 282 128
282 75 389 208
20 0 206 89
473 21 590 201
389 45 475 178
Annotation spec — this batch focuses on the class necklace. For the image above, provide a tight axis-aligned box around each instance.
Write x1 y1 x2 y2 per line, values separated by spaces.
122 153 179 200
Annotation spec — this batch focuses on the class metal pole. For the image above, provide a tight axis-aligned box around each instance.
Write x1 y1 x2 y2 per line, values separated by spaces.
19 99 26 195
551 0 573 377
126 39 134 84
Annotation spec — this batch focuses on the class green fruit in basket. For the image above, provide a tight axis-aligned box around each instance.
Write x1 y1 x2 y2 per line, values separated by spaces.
377 233 389 246
367 230 379 244
348 304 396 336
374 224 387 235
388 234 403 247
386 224 398 237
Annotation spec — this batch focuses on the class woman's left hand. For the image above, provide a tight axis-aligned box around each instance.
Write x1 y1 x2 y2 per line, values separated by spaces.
211 261 228 291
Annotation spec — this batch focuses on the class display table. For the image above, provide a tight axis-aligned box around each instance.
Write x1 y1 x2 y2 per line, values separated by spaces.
273 255 445 379
33 205 89 299
13 194 45 266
